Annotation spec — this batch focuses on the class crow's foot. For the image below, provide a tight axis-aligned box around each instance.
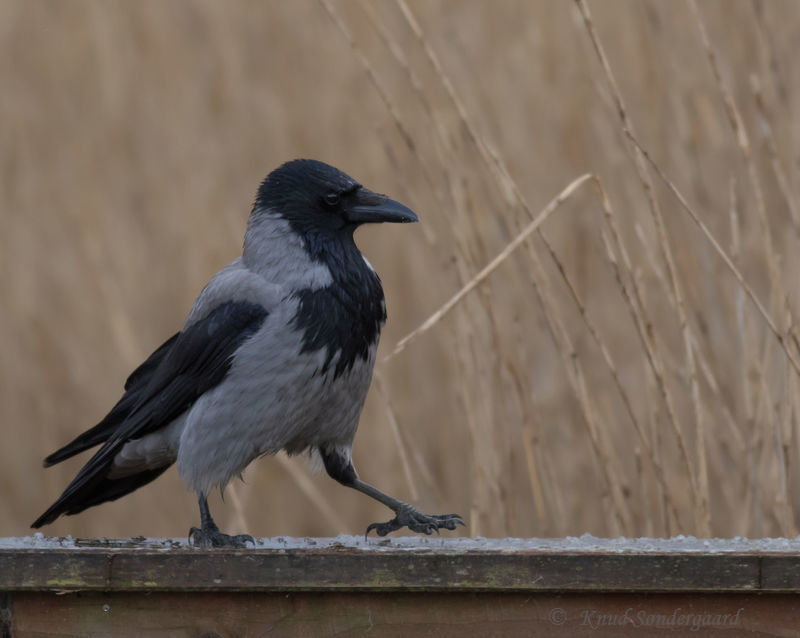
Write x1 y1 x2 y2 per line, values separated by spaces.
189 526 254 548
365 504 465 537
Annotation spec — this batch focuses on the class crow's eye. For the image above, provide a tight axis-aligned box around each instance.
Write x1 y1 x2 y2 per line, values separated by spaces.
323 192 340 207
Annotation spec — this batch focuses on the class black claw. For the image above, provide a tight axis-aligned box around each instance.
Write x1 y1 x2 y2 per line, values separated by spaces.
437 515 465 531
365 507 465 538
189 526 254 548
365 519 400 538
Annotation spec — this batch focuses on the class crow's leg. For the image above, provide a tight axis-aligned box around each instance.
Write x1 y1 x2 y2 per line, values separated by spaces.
321 448 464 537
188 494 254 548
355 480 465 537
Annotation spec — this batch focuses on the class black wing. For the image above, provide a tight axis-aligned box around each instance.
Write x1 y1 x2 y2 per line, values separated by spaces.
32 300 269 528
43 332 181 467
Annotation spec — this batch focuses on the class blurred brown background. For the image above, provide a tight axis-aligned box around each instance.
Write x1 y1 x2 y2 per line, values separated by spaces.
2 0 799 540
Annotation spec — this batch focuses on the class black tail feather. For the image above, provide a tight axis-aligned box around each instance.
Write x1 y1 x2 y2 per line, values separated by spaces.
43 332 181 468
43 415 124 467
31 464 171 528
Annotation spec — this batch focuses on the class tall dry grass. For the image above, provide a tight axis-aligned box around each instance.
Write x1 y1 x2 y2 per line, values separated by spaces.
1 0 799 539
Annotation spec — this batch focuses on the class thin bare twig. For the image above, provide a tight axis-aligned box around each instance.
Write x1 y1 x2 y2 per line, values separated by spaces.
385 173 593 360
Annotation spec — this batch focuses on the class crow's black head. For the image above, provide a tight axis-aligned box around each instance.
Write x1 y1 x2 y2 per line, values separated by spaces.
254 159 418 235
251 160 411 378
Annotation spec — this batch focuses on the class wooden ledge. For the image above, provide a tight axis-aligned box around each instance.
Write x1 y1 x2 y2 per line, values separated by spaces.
4 536 800 636
2 535 800 592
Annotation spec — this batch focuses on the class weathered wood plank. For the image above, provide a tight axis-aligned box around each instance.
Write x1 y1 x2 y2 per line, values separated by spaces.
8 592 793 637
1 545 798 592
3 536 800 593
4 538 800 636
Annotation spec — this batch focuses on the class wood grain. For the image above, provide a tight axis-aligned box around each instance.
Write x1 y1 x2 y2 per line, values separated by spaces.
4 539 800 636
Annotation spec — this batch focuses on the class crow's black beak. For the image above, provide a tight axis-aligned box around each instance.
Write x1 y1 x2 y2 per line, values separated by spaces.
345 188 419 224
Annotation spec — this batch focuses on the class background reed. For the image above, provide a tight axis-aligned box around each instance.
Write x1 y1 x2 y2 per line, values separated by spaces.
2 0 799 540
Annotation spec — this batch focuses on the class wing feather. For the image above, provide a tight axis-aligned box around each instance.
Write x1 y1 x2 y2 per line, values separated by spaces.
32 300 269 527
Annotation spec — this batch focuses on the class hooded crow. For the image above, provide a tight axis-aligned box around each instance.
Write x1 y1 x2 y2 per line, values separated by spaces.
32 159 463 547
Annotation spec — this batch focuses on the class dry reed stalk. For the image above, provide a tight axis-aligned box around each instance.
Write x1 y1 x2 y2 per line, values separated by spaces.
364 0 501 253
390 3 541 412
635 217 752 527
363 91 590 533
537 432 569 537
728 175 760 521
468 159 631 533
447 235 506 534
636 220 746 459
393 0 543 270
692 178 744 456
483 138 649 534
13 0 800 541
751 76 800 234
224 457 349 536
355 0 449 246
394 0 505 209
625 130 800 377
729 177 741 263
225 483 250 536
688 5 795 541
520 422 549 527
318 0 445 217
80 231 141 366
785 327 798 463
538 226 681 526
357 0 480 245
644 368 674 535
730 180 762 537
775 306 797 536
654 405 673 534
447 157 642 535
319 0 500 530
690 374 711 534
749 345 776 537
392 0 624 534
409 446 440 503
386 174 593 360
687 2 797 536
750 0 790 111
576 0 710 535
373 370 419 501
319 0 414 154
782 301 797 523
276 454 349 533
378 9 539 530
764 377 792 536
359 0 523 535
452 313 491 535
597 181 697 530
356 0 434 134
479 286 548 529
793 367 800 515
687 0 784 313
528 267 631 535
424 142 511 532
630 219 723 530
633 446 647 536
690 331 745 453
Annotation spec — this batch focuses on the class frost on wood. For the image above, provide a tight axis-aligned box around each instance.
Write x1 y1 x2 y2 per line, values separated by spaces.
4 532 800 553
